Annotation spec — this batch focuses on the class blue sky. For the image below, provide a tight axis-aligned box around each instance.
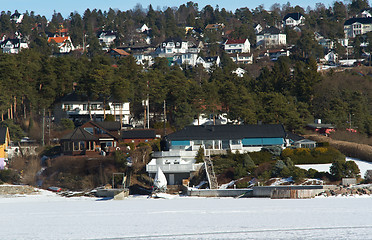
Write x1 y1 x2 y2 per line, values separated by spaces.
3 0 338 18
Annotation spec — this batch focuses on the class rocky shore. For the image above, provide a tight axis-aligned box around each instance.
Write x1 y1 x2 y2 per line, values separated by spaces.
320 185 372 197
0 185 39 195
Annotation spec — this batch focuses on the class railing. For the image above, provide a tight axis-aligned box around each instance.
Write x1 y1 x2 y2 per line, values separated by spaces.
146 163 199 173
152 150 198 158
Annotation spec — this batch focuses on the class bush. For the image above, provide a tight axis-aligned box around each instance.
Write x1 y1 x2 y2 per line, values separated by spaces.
282 147 345 164
0 169 20 184
249 151 272 165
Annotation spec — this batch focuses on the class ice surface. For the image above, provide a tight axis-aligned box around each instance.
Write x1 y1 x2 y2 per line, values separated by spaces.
1 190 372 239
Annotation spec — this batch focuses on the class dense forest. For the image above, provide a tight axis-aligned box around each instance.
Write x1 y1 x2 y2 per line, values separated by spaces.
0 0 371 138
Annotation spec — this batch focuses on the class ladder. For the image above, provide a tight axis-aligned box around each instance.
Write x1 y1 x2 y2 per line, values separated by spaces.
204 155 218 189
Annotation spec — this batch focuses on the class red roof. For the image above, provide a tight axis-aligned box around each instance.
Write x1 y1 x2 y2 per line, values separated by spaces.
110 48 130 56
48 36 69 44
226 39 247 44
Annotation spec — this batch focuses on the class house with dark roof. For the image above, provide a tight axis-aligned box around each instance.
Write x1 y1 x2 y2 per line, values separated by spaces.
0 38 28 54
60 121 121 155
306 119 335 135
283 13 305 27
286 132 316 149
10 12 23 23
195 56 221 70
146 124 287 185
344 17 372 38
0 127 10 169
121 129 156 146
256 27 287 47
98 31 117 50
224 39 251 53
54 92 131 125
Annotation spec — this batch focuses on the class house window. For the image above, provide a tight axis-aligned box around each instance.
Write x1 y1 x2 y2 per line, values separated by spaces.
83 104 87 111
91 104 98 110
74 142 80 151
84 127 94 135
193 140 202 145
231 140 241 145
64 104 73 111
79 141 85 150
222 140 229 149
204 140 213 149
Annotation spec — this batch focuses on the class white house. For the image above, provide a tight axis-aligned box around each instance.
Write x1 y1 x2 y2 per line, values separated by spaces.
137 24 150 33
228 53 253 64
0 38 28 54
157 38 189 54
54 92 131 125
323 51 338 63
98 31 116 50
224 39 250 53
47 36 74 53
254 24 263 34
344 17 372 38
147 124 287 185
155 38 201 67
256 27 286 47
283 13 305 27
195 56 221 70
10 12 24 24
232 68 246 77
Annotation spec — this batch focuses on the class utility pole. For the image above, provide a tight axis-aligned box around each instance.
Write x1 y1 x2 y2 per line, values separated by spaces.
163 100 166 136
147 94 150 129
42 108 45 146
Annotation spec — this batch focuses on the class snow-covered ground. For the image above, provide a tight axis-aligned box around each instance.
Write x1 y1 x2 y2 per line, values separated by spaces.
1 189 372 239
297 157 372 177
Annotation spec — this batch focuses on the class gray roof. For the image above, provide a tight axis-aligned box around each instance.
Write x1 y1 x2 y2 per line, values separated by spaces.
283 13 304 21
166 124 286 141
344 17 372 25
257 27 282 35
60 127 98 141
306 123 335 129
94 121 121 131
121 130 156 139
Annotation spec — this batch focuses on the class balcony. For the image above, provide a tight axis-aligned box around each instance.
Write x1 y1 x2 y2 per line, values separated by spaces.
146 163 202 173
152 150 198 158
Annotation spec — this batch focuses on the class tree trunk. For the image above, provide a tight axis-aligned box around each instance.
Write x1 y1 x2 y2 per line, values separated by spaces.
14 96 16 121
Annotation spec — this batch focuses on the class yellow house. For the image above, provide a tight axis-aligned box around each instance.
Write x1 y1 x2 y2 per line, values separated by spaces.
0 127 10 169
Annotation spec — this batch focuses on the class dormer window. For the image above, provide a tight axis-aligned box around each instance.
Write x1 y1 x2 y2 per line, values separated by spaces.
176 42 180 47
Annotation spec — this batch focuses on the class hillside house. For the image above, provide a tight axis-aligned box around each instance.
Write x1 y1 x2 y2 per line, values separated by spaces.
108 48 130 58
147 124 287 185
47 36 74 53
98 31 117 50
195 56 221 70
155 38 200 66
256 27 286 48
283 13 305 27
224 39 250 53
60 121 121 156
0 127 10 169
228 53 253 64
0 38 28 54
287 132 316 149
306 119 335 135
54 92 131 125
344 17 372 38
121 129 156 146
10 12 24 24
